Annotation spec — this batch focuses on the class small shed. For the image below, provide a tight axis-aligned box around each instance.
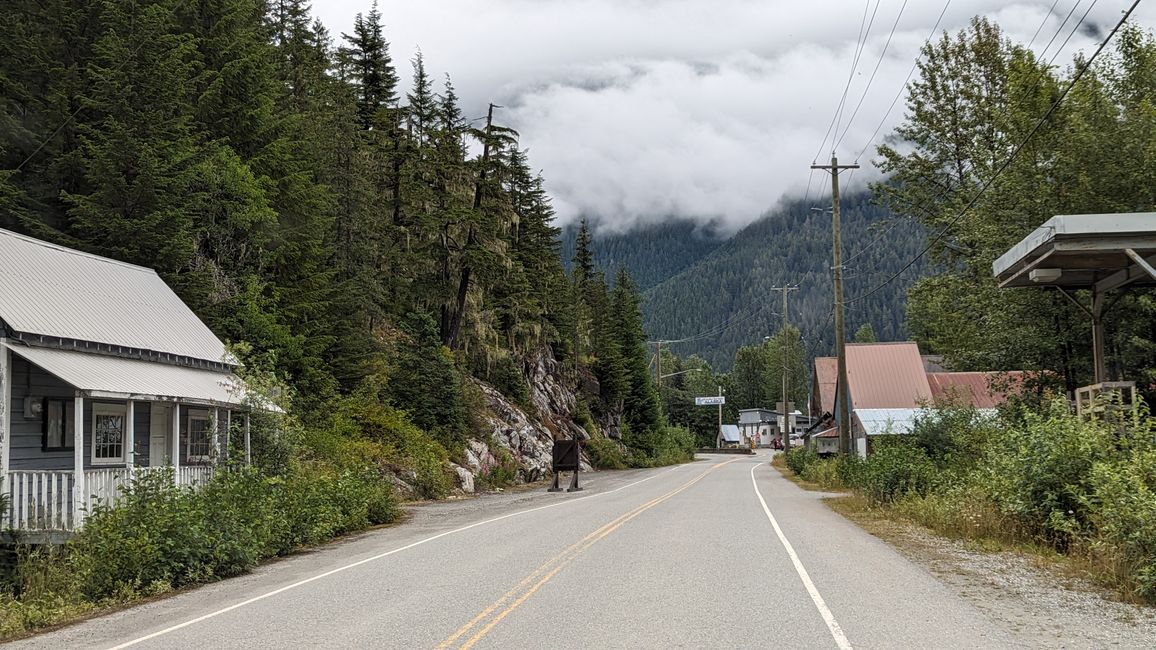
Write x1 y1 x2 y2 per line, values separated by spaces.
717 424 741 448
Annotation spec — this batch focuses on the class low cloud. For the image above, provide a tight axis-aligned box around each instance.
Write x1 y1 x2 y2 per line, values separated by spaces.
314 1 1156 233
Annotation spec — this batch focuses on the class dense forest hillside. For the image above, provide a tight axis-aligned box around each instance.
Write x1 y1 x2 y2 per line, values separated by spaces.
0 0 690 489
559 219 725 291
642 193 928 369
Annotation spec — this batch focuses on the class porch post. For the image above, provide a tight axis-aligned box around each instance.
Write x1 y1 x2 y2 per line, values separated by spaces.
73 392 85 527
225 409 231 462
1 344 10 479
244 413 251 466
213 407 222 465
171 402 181 486
125 400 135 472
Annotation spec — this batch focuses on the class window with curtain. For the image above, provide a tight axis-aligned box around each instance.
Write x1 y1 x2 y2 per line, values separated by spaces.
42 399 75 451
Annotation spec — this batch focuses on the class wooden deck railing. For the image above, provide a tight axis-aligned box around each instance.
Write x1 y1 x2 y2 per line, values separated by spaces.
2 466 215 533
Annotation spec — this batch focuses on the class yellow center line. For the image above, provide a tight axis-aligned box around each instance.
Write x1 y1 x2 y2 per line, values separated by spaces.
440 457 741 650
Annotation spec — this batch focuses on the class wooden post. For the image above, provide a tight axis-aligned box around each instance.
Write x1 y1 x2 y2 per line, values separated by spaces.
125 400 135 472
1091 289 1107 384
171 403 181 486
225 409 232 463
73 393 85 527
244 413 251 466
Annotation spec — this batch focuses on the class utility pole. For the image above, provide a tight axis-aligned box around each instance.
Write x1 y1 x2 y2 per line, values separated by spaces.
811 154 859 456
771 286 798 451
656 340 663 390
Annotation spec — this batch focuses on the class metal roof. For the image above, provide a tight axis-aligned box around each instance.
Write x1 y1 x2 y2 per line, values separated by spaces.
992 213 1156 289
813 357 837 414
927 372 1025 409
0 228 230 363
845 342 932 409
718 424 741 443
854 408 921 436
5 343 249 407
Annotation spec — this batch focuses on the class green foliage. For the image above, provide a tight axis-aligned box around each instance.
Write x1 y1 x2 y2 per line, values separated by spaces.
583 436 628 470
856 440 936 505
1086 449 1156 599
487 355 534 414
0 464 399 637
983 399 1111 546
878 18 1156 394
785 446 819 475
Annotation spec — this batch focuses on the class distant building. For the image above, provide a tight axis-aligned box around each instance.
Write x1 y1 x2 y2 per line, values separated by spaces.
808 342 1028 456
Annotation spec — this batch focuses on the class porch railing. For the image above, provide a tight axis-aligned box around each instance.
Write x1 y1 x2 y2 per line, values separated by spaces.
2 465 216 533
3 470 75 531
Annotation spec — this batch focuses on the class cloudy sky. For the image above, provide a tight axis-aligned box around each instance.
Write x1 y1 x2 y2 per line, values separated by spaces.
313 1 1154 234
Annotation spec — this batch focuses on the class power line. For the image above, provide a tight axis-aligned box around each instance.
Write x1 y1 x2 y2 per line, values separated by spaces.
814 0 876 162
834 0 911 152
833 0 884 150
854 0 953 162
1029 0 1064 50
843 0 1141 306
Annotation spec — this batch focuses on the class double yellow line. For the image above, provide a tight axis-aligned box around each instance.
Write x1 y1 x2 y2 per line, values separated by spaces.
436 457 741 649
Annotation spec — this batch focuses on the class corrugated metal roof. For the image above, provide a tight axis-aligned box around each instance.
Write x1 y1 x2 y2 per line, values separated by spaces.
927 372 1025 409
813 357 837 414
0 228 228 363
6 343 246 407
993 213 1156 278
719 424 741 442
854 408 921 435
845 342 932 409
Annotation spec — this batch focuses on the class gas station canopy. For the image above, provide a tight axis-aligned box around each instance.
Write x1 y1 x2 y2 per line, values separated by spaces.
993 212 1156 386
993 213 1156 290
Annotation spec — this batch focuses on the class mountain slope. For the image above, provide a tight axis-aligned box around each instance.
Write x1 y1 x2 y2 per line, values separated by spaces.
641 193 929 369
560 219 725 290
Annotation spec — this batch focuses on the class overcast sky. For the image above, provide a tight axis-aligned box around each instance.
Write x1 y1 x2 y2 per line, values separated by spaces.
313 1 1155 234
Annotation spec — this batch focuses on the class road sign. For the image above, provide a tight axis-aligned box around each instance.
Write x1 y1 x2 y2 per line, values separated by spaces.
695 396 725 406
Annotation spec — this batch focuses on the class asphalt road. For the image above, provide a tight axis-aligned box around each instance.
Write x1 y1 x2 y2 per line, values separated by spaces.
10 452 1024 649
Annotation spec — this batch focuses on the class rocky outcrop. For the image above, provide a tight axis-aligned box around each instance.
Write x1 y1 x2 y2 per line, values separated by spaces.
449 348 601 494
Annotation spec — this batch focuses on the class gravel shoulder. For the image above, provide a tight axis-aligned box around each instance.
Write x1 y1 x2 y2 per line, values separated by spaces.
826 496 1156 649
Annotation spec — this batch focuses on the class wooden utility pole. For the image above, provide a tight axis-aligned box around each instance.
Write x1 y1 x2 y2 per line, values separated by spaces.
811 155 859 456
771 286 798 450
656 340 663 390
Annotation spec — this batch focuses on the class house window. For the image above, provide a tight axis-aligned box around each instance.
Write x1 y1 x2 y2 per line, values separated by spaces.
42 399 75 451
91 403 127 464
187 411 213 462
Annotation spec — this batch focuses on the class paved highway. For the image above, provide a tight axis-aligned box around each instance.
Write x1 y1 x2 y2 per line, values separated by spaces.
11 452 1024 649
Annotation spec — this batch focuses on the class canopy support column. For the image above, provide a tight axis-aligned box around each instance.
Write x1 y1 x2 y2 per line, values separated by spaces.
244 414 251 466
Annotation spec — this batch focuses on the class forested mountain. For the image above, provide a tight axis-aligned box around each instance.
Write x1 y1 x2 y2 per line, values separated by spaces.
0 0 687 483
641 193 928 370
559 219 725 290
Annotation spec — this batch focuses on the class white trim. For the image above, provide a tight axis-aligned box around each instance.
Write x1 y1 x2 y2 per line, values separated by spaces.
90 402 128 466
73 393 85 526
125 400 135 470
171 403 181 485
1 343 10 477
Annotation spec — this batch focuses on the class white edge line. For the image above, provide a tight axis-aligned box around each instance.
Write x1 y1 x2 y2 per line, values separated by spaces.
750 462 854 650
107 464 690 649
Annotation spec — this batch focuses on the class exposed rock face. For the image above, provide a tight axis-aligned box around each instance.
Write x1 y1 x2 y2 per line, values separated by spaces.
449 348 600 494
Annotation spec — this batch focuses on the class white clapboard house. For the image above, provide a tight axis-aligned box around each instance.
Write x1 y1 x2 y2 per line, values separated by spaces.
0 228 261 536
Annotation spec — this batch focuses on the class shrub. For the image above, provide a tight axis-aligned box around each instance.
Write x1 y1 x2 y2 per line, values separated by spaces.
584 436 627 470
858 441 935 505
1086 450 1156 599
983 398 1110 546
65 464 400 605
800 458 844 490
785 446 818 475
